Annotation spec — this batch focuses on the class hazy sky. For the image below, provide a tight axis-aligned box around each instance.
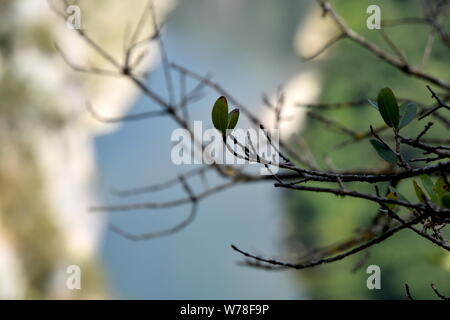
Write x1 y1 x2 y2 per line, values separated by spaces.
95 0 310 299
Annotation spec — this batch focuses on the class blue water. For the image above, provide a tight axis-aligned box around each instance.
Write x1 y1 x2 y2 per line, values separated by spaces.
95 0 309 299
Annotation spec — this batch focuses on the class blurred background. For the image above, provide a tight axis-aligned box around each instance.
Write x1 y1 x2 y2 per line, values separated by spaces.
0 0 449 299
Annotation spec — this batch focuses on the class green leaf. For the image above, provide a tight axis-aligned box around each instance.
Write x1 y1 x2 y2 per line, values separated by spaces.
413 180 427 203
368 99 379 110
227 108 240 130
370 139 397 164
420 175 439 203
377 88 400 129
399 102 417 128
434 177 449 198
212 96 228 134
441 194 450 208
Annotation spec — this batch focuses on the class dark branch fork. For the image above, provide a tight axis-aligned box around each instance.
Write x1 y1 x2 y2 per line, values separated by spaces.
50 0 450 292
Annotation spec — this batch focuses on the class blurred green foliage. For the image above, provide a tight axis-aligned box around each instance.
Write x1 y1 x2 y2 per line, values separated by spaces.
285 0 450 299
0 71 63 298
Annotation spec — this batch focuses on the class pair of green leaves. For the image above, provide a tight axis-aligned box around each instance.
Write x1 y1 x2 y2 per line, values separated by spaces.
212 96 240 135
413 176 450 208
369 88 418 164
368 88 417 129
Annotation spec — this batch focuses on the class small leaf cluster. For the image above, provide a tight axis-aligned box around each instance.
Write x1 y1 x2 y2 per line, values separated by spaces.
368 88 417 130
369 88 417 164
212 96 240 136
385 176 450 210
413 175 450 208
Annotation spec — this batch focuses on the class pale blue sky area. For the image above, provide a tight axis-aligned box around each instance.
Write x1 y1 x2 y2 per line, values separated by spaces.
94 0 310 299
